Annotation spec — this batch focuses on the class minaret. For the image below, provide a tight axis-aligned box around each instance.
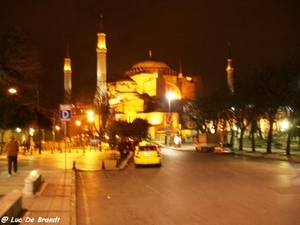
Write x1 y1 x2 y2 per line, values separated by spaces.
149 50 152 58
226 43 234 96
178 59 183 78
64 44 72 103
95 15 107 104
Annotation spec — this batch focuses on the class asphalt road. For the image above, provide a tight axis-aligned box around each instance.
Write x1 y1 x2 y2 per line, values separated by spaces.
76 148 300 225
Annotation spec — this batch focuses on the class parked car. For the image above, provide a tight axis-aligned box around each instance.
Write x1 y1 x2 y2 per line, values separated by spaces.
195 133 221 152
134 145 162 167
213 143 234 154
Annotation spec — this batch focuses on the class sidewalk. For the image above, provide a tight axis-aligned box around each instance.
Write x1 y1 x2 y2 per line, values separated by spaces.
0 169 76 225
164 143 300 163
0 148 120 225
1 145 299 225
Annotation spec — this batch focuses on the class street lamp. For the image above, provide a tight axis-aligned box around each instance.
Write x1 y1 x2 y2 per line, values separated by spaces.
166 91 174 145
8 86 42 154
8 88 17 94
75 120 82 146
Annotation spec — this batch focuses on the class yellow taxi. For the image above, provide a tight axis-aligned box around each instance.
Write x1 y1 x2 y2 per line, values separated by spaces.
134 145 162 167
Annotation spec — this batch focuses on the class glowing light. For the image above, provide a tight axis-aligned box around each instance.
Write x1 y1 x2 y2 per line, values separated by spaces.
76 120 81 126
64 58 72 72
29 128 35 136
280 119 290 131
151 117 159 125
233 125 238 131
30 170 38 176
166 91 174 100
86 110 94 122
97 33 107 49
16 128 21 133
186 77 192 82
174 135 182 145
8 88 17 94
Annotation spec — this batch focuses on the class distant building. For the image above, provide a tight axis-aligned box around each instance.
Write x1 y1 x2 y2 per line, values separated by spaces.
107 54 203 141
68 16 204 142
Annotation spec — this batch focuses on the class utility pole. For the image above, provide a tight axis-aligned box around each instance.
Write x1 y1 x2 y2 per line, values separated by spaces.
37 86 42 154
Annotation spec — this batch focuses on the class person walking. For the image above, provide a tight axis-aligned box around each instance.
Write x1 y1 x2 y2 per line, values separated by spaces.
4 137 19 177
117 140 126 162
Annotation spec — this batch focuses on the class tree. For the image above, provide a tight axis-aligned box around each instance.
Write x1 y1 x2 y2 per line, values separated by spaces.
0 26 42 96
182 87 235 144
0 25 43 148
253 59 298 153
131 118 150 139
278 56 300 155
0 90 35 148
182 99 207 136
232 77 258 151
107 119 150 143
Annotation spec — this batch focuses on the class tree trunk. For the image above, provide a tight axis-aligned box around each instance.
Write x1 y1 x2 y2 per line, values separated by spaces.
239 128 245 151
250 121 256 152
257 124 264 140
0 130 4 154
286 130 291 155
266 116 274 154
230 130 234 146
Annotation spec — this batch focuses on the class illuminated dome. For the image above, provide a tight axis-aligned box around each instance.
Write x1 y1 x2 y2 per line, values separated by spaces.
126 59 177 76
132 60 170 70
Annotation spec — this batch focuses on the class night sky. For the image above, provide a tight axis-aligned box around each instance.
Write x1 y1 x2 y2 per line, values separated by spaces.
1 0 300 109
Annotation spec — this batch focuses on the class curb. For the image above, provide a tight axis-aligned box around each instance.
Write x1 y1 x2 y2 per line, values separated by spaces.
70 170 77 225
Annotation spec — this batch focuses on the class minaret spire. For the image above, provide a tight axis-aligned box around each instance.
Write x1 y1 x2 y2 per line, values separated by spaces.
149 50 152 58
95 14 107 104
226 42 234 96
178 59 183 78
99 14 105 33
64 43 72 103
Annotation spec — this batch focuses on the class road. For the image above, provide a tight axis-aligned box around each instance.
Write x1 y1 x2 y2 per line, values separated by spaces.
76 148 300 225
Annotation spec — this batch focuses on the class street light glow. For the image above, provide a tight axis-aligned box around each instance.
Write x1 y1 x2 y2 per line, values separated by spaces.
29 128 35 136
76 120 81 126
86 110 94 122
167 91 174 100
8 88 17 94
280 119 290 131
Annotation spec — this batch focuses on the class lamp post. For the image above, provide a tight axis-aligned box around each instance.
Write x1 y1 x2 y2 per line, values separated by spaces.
8 86 42 154
75 120 82 146
166 92 174 145
37 87 42 154
86 110 95 149
55 126 60 150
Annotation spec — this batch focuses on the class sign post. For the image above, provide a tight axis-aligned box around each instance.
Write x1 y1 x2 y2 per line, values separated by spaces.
59 104 72 122
59 104 71 172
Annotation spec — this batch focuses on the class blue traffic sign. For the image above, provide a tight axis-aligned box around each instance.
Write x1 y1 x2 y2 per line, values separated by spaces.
59 104 72 122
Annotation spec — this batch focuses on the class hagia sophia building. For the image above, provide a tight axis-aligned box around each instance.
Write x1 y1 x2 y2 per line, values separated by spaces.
64 16 234 143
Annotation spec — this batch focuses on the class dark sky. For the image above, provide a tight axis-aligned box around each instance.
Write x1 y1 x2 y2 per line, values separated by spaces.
1 0 300 108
